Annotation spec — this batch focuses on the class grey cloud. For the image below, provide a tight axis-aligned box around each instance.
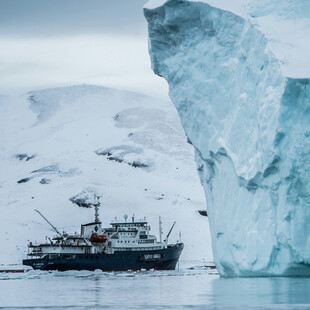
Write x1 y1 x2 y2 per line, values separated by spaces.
0 0 148 36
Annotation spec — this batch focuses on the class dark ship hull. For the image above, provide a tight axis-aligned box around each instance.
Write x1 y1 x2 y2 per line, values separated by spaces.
23 243 184 271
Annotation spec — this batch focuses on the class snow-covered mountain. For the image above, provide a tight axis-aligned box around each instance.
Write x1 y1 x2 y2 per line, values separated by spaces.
0 85 211 265
145 0 310 276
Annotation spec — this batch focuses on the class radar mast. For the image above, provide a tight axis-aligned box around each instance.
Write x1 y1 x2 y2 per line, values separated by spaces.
92 194 101 223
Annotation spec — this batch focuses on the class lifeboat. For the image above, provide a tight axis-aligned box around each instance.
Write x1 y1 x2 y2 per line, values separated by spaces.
90 233 107 243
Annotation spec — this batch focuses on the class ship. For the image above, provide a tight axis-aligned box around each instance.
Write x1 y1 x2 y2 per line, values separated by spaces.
23 195 184 271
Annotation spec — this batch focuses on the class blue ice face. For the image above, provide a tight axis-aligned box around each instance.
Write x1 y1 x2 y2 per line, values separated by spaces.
145 0 310 276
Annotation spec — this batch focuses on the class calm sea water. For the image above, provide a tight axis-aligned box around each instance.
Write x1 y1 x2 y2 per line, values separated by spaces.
1 261 310 309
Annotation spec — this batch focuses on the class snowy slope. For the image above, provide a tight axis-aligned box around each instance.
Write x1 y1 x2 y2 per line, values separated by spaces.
0 85 211 265
145 0 310 276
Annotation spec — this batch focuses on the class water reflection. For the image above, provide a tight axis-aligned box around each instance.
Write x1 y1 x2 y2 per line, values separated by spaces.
1 267 310 308
211 277 310 307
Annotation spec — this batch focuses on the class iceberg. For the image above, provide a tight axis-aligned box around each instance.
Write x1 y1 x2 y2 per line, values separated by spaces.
144 0 310 276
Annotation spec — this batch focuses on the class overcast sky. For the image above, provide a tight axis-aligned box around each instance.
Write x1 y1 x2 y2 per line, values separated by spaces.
0 0 169 100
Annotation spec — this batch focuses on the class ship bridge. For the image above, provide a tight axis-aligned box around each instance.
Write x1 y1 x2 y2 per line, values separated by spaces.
110 221 147 227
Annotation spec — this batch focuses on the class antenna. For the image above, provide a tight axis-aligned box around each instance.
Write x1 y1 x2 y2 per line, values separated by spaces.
159 216 163 243
34 209 62 238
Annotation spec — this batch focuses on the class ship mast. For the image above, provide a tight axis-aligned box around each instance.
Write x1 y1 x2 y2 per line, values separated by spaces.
159 216 163 243
92 194 101 223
